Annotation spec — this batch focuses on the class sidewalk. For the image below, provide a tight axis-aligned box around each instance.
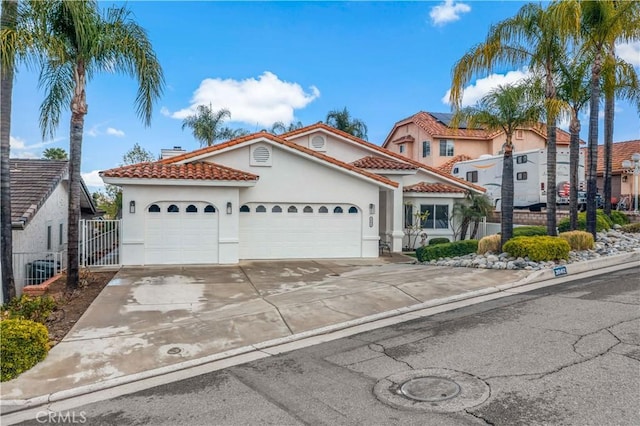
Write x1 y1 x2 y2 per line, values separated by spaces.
1 251 638 413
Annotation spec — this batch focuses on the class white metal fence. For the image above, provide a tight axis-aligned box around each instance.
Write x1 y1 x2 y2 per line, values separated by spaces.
12 250 66 293
80 219 121 267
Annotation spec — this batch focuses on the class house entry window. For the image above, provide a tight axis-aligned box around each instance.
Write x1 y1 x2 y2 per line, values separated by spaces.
420 204 449 229
439 140 454 157
404 204 413 227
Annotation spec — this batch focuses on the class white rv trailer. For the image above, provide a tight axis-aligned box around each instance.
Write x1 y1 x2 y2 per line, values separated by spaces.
451 148 585 211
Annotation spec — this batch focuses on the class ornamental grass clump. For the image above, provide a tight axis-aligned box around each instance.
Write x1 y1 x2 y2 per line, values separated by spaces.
0 319 50 381
559 231 595 251
620 222 640 233
558 211 611 233
477 234 501 254
503 236 570 262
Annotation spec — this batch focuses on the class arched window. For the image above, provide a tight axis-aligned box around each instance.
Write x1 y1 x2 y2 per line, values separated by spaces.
303 206 313 213
319 206 328 213
256 205 267 213
204 205 216 213
148 204 160 213
240 205 250 213
333 206 343 214
186 204 198 213
271 205 282 213
288 206 298 213
348 206 358 214
168 204 179 213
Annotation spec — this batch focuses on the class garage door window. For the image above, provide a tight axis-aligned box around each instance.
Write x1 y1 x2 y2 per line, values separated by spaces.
288 206 298 213
348 206 358 214
256 205 267 213
186 204 198 213
303 206 313 213
271 205 281 213
319 206 328 213
148 204 160 213
240 205 250 213
168 204 179 213
204 205 216 213
334 206 343 213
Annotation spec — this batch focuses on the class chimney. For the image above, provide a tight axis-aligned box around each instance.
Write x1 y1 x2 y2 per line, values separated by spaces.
160 146 186 159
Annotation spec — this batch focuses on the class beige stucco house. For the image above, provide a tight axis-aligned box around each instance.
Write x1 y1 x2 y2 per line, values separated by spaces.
382 111 573 170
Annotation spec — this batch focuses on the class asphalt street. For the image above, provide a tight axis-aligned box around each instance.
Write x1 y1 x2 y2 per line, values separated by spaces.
16 266 640 426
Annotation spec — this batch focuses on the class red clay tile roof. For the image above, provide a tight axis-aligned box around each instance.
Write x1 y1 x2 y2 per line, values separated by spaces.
280 122 485 193
351 156 417 170
158 131 398 188
438 154 473 174
404 182 467 194
385 111 573 146
100 162 259 181
583 140 640 175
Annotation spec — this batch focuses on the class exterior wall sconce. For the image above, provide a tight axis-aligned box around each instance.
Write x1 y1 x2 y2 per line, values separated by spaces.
226 202 232 214
369 203 375 214
129 200 135 214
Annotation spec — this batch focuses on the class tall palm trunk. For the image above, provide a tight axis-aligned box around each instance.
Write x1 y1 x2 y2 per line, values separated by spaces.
586 52 602 238
545 69 558 236
603 46 615 216
569 108 581 230
67 60 87 291
501 138 514 250
1 0 17 303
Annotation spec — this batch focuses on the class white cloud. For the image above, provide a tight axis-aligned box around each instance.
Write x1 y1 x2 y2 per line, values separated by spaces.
82 170 105 190
106 127 125 137
430 0 471 26
160 106 171 117
169 71 320 127
87 124 100 137
616 41 640 67
441 69 531 107
10 136 26 149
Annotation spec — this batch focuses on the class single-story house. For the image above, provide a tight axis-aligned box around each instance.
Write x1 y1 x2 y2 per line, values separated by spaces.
100 124 484 265
588 139 640 207
3 159 97 297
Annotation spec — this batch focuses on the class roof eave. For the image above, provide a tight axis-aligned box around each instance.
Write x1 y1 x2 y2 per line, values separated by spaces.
101 177 258 187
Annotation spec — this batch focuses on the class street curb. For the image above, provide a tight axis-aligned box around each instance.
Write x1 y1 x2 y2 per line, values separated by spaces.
2 251 638 415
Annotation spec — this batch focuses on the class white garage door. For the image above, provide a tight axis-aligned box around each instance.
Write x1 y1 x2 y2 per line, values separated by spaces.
145 202 219 264
239 203 362 259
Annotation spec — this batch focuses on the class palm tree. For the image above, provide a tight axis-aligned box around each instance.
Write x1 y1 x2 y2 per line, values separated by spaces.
450 2 573 236
181 104 236 147
454 84 544 249
325 107 368 139
37 1 164 290
270 120 304 135
556 54 591 231
42 147 68 159
562 0 640 236
454 191 493 240
0 0 18 302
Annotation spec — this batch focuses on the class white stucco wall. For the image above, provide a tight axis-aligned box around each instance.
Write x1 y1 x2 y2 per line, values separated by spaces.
120 185 240 265
197 142 383 257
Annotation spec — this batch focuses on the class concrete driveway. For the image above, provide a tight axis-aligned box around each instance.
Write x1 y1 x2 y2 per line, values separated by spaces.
1 255 530 401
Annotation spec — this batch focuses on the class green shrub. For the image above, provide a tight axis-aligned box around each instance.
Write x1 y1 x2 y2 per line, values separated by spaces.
416 240 478 262
1 295 56 324
0 319 49 381
429 237 450 245
558 211 612 233
513 226 547 237
477 234 501 254
610 211 630 226
503 236 570 262
620 222 640 233
559 230 595 251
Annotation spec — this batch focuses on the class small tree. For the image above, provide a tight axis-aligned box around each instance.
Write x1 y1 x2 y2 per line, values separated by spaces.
42 147 68 160
403 202 430 250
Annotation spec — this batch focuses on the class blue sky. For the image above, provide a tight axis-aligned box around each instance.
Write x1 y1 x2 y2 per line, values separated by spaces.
8 1 640 191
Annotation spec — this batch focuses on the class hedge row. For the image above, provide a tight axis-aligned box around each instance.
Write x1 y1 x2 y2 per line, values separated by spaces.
416 240 478 262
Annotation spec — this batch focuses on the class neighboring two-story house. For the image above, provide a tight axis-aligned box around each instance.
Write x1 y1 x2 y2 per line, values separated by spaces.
382 111 572 169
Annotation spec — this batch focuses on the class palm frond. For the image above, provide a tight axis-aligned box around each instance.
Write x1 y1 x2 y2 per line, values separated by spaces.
38 60 74 138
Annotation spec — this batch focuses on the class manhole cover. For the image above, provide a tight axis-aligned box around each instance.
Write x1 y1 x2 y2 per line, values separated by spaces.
167 347 182 355
400 376 461 402
374 368 490 412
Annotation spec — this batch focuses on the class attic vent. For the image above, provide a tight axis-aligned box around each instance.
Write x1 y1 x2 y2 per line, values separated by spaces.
250 145 272 166
311 135 326 151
